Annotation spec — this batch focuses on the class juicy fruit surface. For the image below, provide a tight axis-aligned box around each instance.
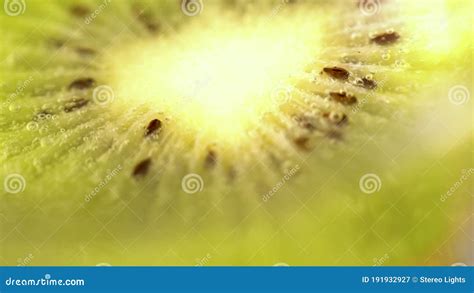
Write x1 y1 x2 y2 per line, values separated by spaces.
0 0 472 265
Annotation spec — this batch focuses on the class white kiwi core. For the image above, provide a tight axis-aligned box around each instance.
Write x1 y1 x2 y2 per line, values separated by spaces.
108 12 322 142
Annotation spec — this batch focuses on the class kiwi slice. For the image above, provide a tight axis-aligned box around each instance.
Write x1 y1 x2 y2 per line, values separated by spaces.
0 0 472 266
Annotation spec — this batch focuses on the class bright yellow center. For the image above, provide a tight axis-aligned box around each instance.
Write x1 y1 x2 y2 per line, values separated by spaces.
109 10 322 142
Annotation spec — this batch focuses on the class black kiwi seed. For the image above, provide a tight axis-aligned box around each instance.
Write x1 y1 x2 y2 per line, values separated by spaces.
224 0 238 8
323 66 350 81
329 91 357 105
145 119 162 137
64 98 89 113
68 78 96 91
356 77 377 89
132 158 152 178
135 8 161 33
295 115 317 131
70 5 91 17
75 47 97 57
144 22 160 33
293 136 312 151
205 150 217 168
50 39 65 48
326 130 343 141
227 167 237 182
370 32 400 45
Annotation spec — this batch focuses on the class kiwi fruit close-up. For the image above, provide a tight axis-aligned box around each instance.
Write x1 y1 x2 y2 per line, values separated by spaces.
0 0 472 266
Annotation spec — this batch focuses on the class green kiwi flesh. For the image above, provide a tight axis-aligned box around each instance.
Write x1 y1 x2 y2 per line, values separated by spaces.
0 0 472 266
